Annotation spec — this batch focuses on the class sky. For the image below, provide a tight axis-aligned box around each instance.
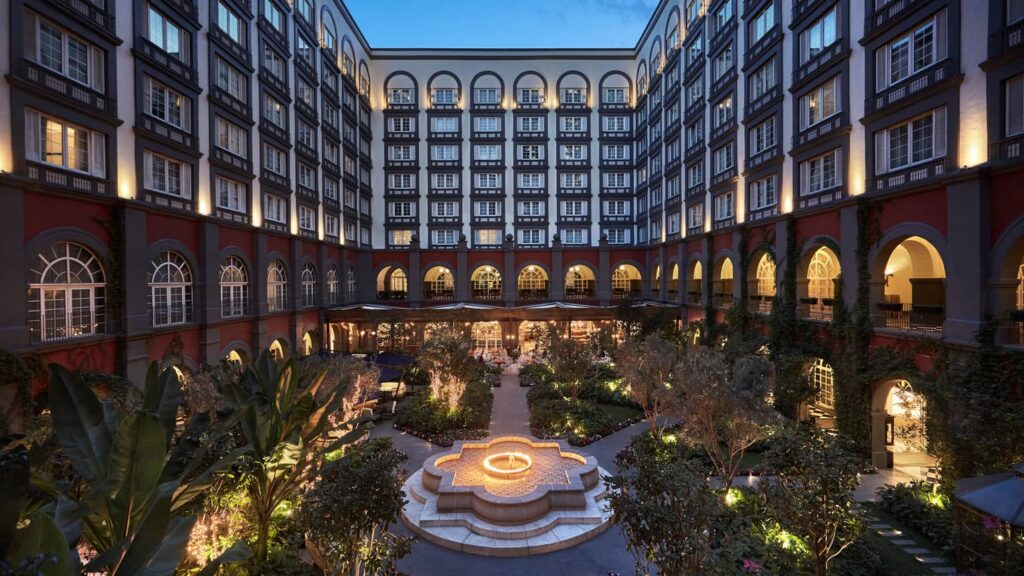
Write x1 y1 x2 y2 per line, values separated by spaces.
344 0 660 49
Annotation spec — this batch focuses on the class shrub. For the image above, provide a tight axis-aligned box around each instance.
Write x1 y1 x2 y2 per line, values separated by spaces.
393 375 493 446
875 481 955 552
518 363 553 387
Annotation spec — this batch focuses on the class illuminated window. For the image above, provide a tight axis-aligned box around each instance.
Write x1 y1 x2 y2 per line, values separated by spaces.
28 242 105 342
267 260 288 312
220 256 248 318
810 358 835 409
149 251 193 326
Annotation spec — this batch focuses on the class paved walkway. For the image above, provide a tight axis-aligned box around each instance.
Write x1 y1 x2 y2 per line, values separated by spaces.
488 372 531 436
865 514 956 574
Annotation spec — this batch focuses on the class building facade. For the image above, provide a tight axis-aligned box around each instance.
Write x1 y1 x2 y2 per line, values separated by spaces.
1 0 1023 430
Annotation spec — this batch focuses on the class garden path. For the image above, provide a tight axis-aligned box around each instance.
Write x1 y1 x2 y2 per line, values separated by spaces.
487 370 532 436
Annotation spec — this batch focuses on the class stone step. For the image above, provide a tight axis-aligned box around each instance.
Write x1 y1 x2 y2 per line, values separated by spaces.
903 547 931 554
891 539 916 546
915 556 946 564
868 523 892 529
930 567 957 574
878 529 904 537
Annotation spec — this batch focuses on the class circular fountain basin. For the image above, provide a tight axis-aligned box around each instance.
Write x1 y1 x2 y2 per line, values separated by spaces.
482 452 532 479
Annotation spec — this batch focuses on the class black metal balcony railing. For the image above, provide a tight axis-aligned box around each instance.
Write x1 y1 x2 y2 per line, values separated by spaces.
748 295 773 314
377 290 407 301
565 289 595 300
878 302 944 333
472 288 502 301
518 289 548 301
423 289 454 301
612 289 641 300
799 298 834 321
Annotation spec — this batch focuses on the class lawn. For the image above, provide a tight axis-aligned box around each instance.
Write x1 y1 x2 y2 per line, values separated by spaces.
596 402 643 425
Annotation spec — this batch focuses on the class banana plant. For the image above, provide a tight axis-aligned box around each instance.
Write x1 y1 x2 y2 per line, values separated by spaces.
1 362 252 576
221 351 370 563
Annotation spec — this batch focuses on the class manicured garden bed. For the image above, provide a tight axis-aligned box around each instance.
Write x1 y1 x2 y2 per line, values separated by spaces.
392 366 494 446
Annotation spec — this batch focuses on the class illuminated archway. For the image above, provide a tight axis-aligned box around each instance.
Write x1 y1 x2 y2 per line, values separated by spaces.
471 321 503 354
376 266 408 300
651 264 662 296
518 321 549 355
269 338 288 360
800 246 840 321
302 331 318 356
712 257 734 308
565 264 596 299
878 236 946 332
423 265 454 301
517 265 548 300
470 266 502 300
687 260 703 305
668 263 680 299
750 252 776 314
870 379 936 475
611 264 642 299
225 349 246 365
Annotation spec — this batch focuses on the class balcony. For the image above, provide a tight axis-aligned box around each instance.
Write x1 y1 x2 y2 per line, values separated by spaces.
792 0 830 26
54 0 116 35
792 40 847 88
877 301 944 334
748 296 773 315
12 59 117 120
473 288 503 301
872 157 952 194
424 289 455 302
799 298 833 321
865 0 933 39
865 60 956 117
612 288 641 300
25 162 111 196
518 287 548 301
377 290 408 302
793 114 844 150
989 18 1024 60
990 134 1024 165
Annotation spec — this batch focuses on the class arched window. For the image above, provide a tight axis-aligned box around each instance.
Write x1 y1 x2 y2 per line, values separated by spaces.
327 266 339 305
347 266 357 301
268 260 288 312
517 266 547 298
389 268 408 293
756 254 777 298
809 358 835 410
29 242 105 342
1017 263 1024 310
471 266 502 299
220 256 248 318
320 10 336 53
301 263 318 307
149 251 193 327
612 268 630 292
808 249 838 300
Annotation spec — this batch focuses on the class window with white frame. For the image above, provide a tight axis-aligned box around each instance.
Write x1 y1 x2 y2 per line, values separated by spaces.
603 172 629 187
388 117 414 133
801 148 842 195
518 173 545 188
296 163 314 189
687 162 705 187
146 5 186 61
713 144 734 174
517 116 543 132
263 143 286 175
388 201 415 217
668 212 681 235
388 88 413 105
811 358 835 409
562 228 587 245
714 192 735 221
474 200 501 217
220 256 248 318
474 229 502 245
266 260 287 311
686 78 703 107
388 145 414 161
1008 74 1024 137
688 34 704 65
474 144 501 160
801 4 838 62
327 266 339 304
431 173 458 189
25 110 106 176
876 10 946 91
750 2 775 44
28 242 106 342
560 144 586 160
298 205 316 231
750 117 776 154
430 116 458 132
431 88 457 105
686 119 704 148
263 0 284 31
431 144 458 161
295 35 314 68
432 229 458 246
518 88 543 104
149 251 193 326
560 200 587 216
28 12 105 90
143 150 191 198
800 75 841 129
651 219 662 240
300 263 317 307
749 175 777 210
606 228 630 244
474 116 500 132
518 144 543 160
215 57 247 102
713 45 734 81
297 80 315 108
561 116 586 132
604 199 630 216
603 144 629 160
715 0 733 32
388 230 413 246
388 173 415 189
687 0 702 23
603 87 627 103
518 200 545 216
688 204 705 229
561 87 585 104
474 173 501 188
263 93 285 127
714 95 733 128
602 116 629 132
262 45 285 80
297 120 315 149
875 107 946 173
518 229 544 245
432 200 458 217
561 172 586 188
344 221 357 241
325 214 339 237
215 175 246 212
474 88 499 104
264 193 287 223
750 58 776 100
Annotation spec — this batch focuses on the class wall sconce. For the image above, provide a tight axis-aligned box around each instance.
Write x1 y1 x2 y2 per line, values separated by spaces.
885 273 894 287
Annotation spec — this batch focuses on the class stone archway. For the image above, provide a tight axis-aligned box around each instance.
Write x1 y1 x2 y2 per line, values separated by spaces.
870 379 936 476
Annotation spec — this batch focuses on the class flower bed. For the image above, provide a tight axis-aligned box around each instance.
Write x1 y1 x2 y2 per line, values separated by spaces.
526 367 642 446
393 374 494 447
875 480 955 553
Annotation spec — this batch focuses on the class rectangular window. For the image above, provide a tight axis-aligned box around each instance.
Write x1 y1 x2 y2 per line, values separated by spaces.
560 144 586 160
474 116 500 132
215 57 246 102
517 116 543 132
603 200 630 216
432 229 458 246
388 201 415 217
714 192 735 221
263 94 285 127
875 107 947 173
876 10 946 91
25 109 106 176
801 5 838 62
749 58 776 100
715 0 733 31
563 229 587 245
345 221 357 241
29 13 104 90
431 145 458 161
298 163 315 189
474 88 500 104
750 2 775 44
561 116 585 132
1007 74 1024 137
216 175 246 212
518 229 544 245
603 87 627 103
602 116 629 132
687 162 704 187
297 80 315 107
714 95 734 128
263 0 284 31
388 88 412 105
388 117 414 133
603 172 629 188
688 204 705 229
749 175 777 210
388 173 415 189
518 144 542 160
215 117 247 157
561 173 586 188
146 5 186 61
667 213 681 235
298 205 316 231
603 144 629 160
560 200 587 216
801 76 841 129
687 78 703 107
606 228 629 244
474 229 501 245
474 173 501 188
143 150 190 198
801 148 843 195
217 1 245 45
430 116 458 132
518 173 544 188
431 88 457 105
474 145 502 160
518 88 543 104
144 77 190 131
389 230 413 246
431 200 458 217
263 143 286 175
325 214 339 237
297 120 314 148
263 46 285 80
750 117 776 154
713 45 733 81
474 200 501 217
518 200 545 216
431 173 458 189
561 88 586 104
388 145 414 161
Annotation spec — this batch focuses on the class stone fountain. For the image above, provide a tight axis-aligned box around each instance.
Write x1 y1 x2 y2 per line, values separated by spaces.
401 436 612 556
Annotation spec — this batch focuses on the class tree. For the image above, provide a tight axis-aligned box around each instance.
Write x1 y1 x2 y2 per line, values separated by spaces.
545 334 595 401
221 351 369 563
669 348 776 496
417 324 475 410
616 334 677 438
762 426 865 576
299 438 412 576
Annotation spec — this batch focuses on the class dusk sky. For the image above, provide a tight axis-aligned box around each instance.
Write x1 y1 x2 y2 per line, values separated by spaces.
344 0 660 49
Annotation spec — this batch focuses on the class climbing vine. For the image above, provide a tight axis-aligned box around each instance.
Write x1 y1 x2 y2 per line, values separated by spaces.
96 206 127 376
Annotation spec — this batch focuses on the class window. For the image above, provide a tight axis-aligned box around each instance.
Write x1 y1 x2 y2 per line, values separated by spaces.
146 5 186 61
267 260 288 312
431 145 458 161
603 200 630 216
688 204 705 229
25 110 106 176
430 229 457 246
686 119 704 148
474 145 501 161
264 94 286 127
215 57 247 102
713 45 733 81
518 173 544 188
296 36 314 68
216 1 245 46
518 144 542 160
474 173 501 188
750 117 776 154
518 229 544 245
474 200 501 217
561 116 585 132
474 88 499 104
219 256 248 318
430 116 457 132
263 143 286 175
714 192 734 221
713 145 734 174
561 173 586 188
603 144 629 160
801 149 842 195
749 175 777 210
560 200 587 216
603 172 629 187
300 263 317 307
518 116 543 132
876 10 946 91
518 200 545 216
687 34 703 66
388 201 415 217
1008 74 1024 137
750 2 775 44
143 150 191 198
298 205 316 231
687 162 704 187
431 173 458 189
563 229 587 245
298 0 313 23
388 145 414 161
810 358 835 409
431 88 457 105
686 78 703 107
474 229 501 245
602 116 629 132
388 173 415 189
801 76 840 129
518 88 543 104
265 193 287 223
606 229 630 244
875 107 946 173
561 88 585 104
297 80 315 108
149 251 192 326
344 221 357 241
474 116 500 132
28 242 105 342
667 213 680 235
388 230 413 246
603 87 627 103
216 117 247 157
262 46 285 80
216 175 246 212
715 0 733 32
560 144 586 160
687 0 702 23
386 118 412 135
325 214 339 237
714 95 733 128
802 5 838 62
297 120 314 148
263 0 284 32
327 266 339 304
29 13 104 89
749 58 776 100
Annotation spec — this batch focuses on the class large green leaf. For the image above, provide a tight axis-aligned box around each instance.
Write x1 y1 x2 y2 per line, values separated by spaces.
142 362 182 446
107 412 167 540
4 509 74 576
134 516 195 576
193 540 253 576
170 446 251 513
0 444 30 558
106 481 178 576
48 364 112 486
